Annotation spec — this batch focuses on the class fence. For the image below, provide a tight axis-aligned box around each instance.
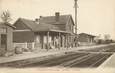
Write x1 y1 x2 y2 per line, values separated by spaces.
13 42 35 49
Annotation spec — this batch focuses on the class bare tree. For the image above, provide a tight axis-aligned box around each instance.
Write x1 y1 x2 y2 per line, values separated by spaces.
0 10 12 23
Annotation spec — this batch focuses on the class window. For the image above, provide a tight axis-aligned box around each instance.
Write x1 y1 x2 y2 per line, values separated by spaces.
0 28 6 33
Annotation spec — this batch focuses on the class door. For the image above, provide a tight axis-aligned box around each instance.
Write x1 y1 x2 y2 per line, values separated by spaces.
1 34 7 51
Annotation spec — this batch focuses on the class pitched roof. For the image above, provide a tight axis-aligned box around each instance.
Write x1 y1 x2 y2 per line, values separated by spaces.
17 18 38 30
14 14 74 33
78 33 96 37
39 15 74 25
0 22 15 28
33 23 70 33
33 23 57 31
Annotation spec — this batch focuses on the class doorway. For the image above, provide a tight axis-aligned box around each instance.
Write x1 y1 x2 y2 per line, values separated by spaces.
1 34 7 50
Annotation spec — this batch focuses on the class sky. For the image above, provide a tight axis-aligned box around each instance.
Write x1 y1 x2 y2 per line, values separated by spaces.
0 0 115 39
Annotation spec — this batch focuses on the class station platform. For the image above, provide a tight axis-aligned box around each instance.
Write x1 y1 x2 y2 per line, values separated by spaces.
0 44 113 64
99 53 115 68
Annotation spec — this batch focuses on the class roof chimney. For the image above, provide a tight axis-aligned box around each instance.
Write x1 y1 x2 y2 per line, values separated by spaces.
55 12 60 22
39 16 42 18
35 18 39 24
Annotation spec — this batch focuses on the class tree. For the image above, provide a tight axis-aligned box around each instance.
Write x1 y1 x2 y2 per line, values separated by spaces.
0 10 12 23
104 34 111 44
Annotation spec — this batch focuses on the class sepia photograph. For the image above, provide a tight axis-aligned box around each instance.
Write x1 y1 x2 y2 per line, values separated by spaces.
0 0 115 73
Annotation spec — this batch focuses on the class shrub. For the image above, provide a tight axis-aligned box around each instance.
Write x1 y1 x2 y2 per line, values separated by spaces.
22 48 30 52
15 46 23 54
0 48 6 56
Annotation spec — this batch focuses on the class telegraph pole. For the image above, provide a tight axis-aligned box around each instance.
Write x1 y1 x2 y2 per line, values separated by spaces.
74 0 78 33
74 0 78 47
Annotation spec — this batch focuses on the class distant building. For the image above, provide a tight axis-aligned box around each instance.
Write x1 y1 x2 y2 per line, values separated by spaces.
0 22 15 55
13 12 75 50
78 33 96 46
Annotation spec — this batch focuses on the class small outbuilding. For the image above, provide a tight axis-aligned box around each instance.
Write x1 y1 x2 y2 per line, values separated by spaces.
78 33 96 46
0 22 15 56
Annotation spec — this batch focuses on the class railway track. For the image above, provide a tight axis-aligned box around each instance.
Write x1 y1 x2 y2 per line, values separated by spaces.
18 53 112 68
0 44 114 68
70 53 112 68
23 53 88 67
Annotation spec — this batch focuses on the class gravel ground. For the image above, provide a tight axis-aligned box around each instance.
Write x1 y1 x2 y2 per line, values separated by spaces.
0 44 114 68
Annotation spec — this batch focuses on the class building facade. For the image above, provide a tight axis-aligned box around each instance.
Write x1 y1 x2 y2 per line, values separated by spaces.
13 12 75 50
0 22 14 55
78 33 96 46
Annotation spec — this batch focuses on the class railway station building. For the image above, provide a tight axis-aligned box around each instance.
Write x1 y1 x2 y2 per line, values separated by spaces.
13 12 75 51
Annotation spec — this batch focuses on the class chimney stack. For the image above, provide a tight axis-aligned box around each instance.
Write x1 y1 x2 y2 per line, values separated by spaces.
55 12 60 22
39 16 42 18
35 18 39 24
